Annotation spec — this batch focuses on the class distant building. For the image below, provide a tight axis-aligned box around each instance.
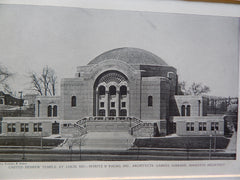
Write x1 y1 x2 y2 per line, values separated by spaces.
1 48 237 138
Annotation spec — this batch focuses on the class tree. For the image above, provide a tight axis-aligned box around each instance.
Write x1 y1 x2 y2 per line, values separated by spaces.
179 81 210 95
30 66 57 96
0 65 12 93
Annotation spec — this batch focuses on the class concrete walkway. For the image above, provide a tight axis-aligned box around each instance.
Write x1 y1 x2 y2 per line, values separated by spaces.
57 131 135 151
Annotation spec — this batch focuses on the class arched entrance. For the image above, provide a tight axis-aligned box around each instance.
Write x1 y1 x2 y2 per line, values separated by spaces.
94 70 129 117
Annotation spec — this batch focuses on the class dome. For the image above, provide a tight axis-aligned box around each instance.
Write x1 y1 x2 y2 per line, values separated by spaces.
88 47 168 66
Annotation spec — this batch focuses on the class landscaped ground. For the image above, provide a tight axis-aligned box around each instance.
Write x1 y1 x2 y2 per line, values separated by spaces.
0 136 64 147
133 136 230 149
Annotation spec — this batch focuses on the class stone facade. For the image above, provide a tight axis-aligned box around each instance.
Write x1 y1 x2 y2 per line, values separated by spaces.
0 47 228 138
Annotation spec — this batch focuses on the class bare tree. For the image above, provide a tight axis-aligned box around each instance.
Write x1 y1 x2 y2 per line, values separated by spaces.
0 65 13 93
179 81 210 95
30 66 57 96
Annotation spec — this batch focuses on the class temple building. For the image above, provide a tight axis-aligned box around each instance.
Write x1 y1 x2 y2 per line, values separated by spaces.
1 47 228 138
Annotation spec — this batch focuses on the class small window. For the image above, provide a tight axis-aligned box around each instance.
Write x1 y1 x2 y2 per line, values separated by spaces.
211 122 219 131
199 122 207 131
53 105 57 117
48 105 52 117
186 122 190 131
122 102 126 108
181 105 185 116
71 96 76 107
148 96 153 107
99 109 105 116
186 105 191 116
199 122 203 131
100 102 104 108
120 109 127 116
186 122 194 131
110 109 116 116
21 123 29 132
0 99 3 104
34 123 42 132
111 102 115 107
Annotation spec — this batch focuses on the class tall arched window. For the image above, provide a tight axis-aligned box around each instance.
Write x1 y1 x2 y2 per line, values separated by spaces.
181 105 185 116
53 105 57 117
186 105 191 116
120 86 127 96
148 96 153 107
37 100 40 117
48 105 52 117
109 86 116 95
99 86 105 95
71 96 76 107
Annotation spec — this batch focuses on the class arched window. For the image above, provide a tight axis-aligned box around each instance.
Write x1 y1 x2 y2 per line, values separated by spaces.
37 100 40 117
120 109 127 116
53 105 57 117
186 105 191 116
181 105 185 116
99 109 105 116
109 109 116 116
48 105 52 117
99 86 105 95
109 86 116 95
71 96 76 107
148 96 153 107
120 86 127 96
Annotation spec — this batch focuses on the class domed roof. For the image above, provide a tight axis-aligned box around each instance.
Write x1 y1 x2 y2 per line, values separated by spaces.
88 47 168 66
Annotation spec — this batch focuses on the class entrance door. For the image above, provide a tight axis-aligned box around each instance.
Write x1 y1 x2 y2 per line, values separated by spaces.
52 122 59 134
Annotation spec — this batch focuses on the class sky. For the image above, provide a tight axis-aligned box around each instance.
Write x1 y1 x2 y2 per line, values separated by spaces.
0 4 239 97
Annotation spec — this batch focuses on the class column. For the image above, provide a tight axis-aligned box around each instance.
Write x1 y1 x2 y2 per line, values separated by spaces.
116 90 120 117
96 91 99 116
106 91 109 117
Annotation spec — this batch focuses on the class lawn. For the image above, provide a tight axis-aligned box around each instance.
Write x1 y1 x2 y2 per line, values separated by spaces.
0 136 64 147
133 136 230 149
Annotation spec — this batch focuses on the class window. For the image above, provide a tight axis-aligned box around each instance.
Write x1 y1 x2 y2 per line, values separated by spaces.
181 105 185 116
7 123 16 132
100 102 104 108
111 102 115 108
71 96 76 107
186 105 191 116
211 122 219 131
120 86 127 96
120 109 127 116
20 123 29 132
53 105 57 117
122 102 126 108
99 109 105 116
99 86 105 95
109 86 116 96
186 122 194 131
109 109 116 116
148 96 153 107
199 122 207 131
0 99 3 104
34 123 42 132
37 100 40 117
48 105 52 117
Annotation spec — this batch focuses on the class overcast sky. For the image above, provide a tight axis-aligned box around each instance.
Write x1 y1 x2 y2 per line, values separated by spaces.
0 4 239 97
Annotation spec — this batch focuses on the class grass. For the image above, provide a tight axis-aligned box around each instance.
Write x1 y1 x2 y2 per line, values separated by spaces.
133 136 230 149
0 136 64 147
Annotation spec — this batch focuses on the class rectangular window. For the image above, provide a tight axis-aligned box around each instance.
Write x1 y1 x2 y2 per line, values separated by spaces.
191 122 194 131
203 122 206 131
211 122 219 131
122 102 126 108
199 122 203 131
100 102 104 108
187 122 194 131
7 123 16 132
111 102 115 108
21 123 29 132
34 123 42 132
